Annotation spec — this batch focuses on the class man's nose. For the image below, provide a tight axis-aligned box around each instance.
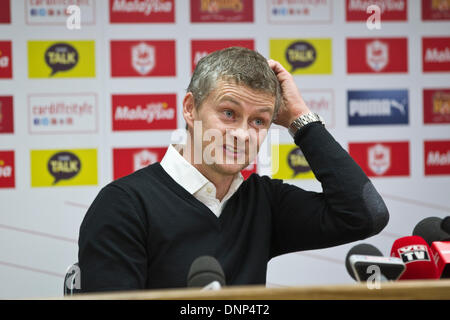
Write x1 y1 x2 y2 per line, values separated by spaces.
228 127 250 143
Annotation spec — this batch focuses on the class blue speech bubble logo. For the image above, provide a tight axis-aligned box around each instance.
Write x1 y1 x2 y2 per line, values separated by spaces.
285 41 317 73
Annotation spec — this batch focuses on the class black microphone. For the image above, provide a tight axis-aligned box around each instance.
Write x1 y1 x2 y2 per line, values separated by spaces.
187 256 226 290
412 216 450 246
345 243 405 282
441 216 450 234
412 217 450 278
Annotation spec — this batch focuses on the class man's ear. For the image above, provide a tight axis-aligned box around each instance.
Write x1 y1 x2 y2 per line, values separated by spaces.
183 92 196 132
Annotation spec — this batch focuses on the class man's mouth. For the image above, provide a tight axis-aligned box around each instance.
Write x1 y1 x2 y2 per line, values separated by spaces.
223 145 245 157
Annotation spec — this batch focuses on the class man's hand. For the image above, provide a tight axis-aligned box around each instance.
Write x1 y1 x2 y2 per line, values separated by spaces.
267 59 311 128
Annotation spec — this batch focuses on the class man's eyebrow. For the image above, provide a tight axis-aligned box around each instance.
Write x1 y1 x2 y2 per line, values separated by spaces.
217 97 274 114
254 106 274 114
217 96 241 106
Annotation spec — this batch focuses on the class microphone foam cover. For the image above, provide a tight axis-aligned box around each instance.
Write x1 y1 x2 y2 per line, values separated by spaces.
441 216 450 235
390 236 438 280
187 256 225 288
345 243 383 280
412 217 449 245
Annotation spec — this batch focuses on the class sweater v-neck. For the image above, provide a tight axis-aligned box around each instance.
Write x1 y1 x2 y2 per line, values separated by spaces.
147 162 244 230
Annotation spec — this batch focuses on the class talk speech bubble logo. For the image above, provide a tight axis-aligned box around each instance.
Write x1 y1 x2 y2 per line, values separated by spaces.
45 43 79 77
287 147 311 178
285 41 317 73
47 151 81 185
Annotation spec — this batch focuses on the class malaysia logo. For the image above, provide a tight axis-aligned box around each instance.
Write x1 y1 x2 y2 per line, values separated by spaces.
109 0 175 23
346 0 407 21
366 40 389 72
112 94 177 131
0 150 14 188
132 42 155 76
368 144 391 175
423 37 450 72
424 140 450 176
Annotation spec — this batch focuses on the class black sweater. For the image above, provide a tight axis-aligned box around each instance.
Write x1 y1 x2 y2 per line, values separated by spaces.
78 123 389 292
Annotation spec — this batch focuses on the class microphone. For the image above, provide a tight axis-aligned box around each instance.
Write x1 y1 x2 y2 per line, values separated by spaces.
187 256 226 290
413 217 450 278
345 243 405 282
412 217 450 246
390 236 439 280
441 216 450 234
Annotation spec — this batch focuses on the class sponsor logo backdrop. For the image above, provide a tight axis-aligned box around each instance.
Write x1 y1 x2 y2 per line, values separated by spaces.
0 0 449 299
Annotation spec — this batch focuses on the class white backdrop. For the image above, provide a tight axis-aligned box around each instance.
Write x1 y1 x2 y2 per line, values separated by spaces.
0 0 449 299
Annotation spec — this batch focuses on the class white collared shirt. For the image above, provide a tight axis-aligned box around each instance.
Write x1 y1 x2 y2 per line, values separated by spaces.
160 144 244 218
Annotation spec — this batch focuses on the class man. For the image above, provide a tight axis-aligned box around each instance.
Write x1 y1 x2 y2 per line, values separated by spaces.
78 47 389 292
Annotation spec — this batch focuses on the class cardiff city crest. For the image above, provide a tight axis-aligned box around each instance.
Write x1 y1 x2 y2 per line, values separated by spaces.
368 144 390 175
366 40 388 72
132 42 155 76
134 150 157 171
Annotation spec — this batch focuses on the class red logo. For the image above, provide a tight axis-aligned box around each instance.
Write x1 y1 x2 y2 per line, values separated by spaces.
424 140 450 176
0 0 11 23
0 96 13 134
0 41 12 78
110 40 176 77
346 0 407 21
348 141 410 177
113 147 167 180
422 0 450 20
190 0 254 22
0 150 14 188
347 38 408 74
112 94 177 131
191 39 254 72
109 0 175 23
241 160 257 180
423 89 450 124
423 37 450 72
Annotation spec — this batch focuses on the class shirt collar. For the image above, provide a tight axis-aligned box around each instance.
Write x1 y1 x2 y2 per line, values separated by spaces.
160 144 244 196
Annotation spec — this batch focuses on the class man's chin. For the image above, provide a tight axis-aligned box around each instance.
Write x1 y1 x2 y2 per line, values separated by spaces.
211 162 248 176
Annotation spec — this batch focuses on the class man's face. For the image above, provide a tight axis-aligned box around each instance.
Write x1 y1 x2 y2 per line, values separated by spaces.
189 80 275 176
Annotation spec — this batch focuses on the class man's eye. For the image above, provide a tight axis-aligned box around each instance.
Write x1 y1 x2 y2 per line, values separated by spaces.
254 119 265 126
224 110 234 118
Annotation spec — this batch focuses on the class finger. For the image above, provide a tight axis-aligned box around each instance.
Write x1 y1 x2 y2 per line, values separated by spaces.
267 59 289 76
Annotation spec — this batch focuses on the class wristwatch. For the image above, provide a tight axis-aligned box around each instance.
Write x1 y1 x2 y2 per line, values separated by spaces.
288 112 325 138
